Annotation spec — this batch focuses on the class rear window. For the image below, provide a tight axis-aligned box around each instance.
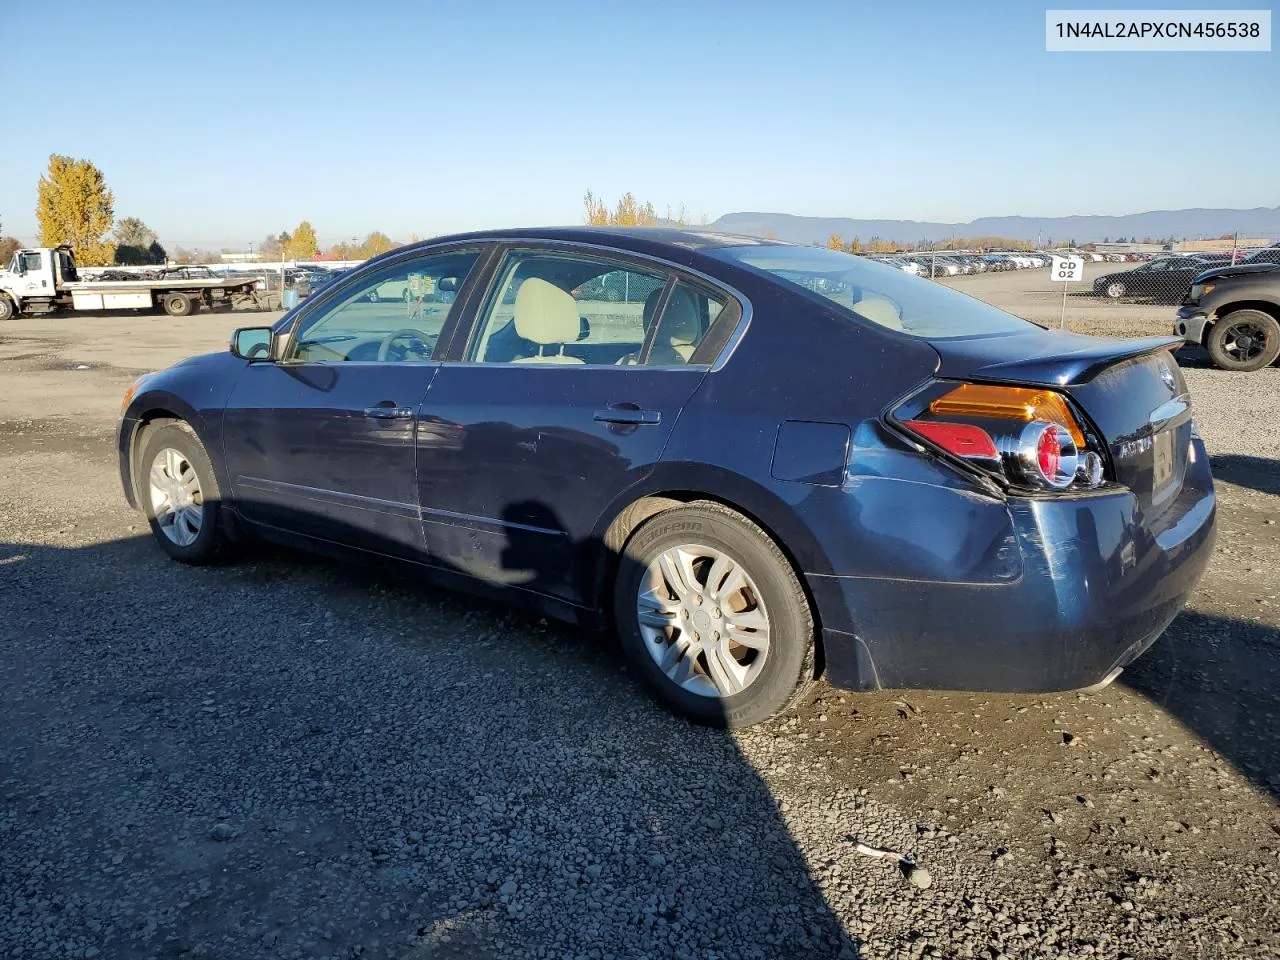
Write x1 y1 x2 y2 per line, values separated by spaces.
712 244 1036 338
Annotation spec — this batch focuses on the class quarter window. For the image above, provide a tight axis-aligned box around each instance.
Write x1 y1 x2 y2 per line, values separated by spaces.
635 280 724 366
288 250 480 363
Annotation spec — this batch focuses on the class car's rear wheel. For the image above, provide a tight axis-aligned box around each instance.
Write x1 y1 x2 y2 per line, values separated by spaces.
1105 281 1126 299
614 502 814 728
1206 309 1280 372
139 422 227 564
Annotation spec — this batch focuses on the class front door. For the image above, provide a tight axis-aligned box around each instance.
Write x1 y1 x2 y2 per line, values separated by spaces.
222 247 484 558
416 246 734 605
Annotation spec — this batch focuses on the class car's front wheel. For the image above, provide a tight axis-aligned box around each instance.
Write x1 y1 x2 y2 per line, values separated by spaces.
139 422 227 564
1206 309 1280 372
614 502 814 728
1105 281 1126 299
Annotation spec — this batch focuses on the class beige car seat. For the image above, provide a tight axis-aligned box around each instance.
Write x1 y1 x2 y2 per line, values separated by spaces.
511 278 585 364
616 287 702 365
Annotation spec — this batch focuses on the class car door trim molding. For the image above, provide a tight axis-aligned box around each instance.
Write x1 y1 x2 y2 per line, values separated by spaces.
420 504 570 538
237 475 420 520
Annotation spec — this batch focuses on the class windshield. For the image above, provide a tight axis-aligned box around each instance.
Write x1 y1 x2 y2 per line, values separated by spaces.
712 244 1036 338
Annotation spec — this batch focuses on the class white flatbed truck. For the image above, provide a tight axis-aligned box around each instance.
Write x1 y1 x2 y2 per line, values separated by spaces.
0 246 263 320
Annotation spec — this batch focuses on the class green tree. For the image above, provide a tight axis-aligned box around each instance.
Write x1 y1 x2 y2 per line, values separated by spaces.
0 216 20 266
113 217 156 250
147 240 167 264
36 155 116 266
284 221 318 260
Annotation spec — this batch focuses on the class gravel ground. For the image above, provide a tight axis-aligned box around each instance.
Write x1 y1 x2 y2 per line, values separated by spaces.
1 281 1278 959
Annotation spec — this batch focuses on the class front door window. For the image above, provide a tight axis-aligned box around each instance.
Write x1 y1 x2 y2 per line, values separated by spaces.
287 249 481 363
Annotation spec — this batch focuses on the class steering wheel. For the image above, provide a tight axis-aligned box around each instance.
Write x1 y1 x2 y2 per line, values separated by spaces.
377 328 434 362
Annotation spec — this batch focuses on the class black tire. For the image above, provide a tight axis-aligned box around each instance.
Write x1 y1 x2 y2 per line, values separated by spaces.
614 501 814 728
138 422 227 565
0 295 14 321
1105 281 1126 299
163 292 194 317
1206 309 1280 372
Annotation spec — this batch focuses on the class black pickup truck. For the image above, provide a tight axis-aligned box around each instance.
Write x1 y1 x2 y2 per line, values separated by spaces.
1175 262 1280 371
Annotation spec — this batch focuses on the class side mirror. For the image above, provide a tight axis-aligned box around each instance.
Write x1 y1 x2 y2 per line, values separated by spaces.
577 316 591 341
438 276 459 292
231 326 275 361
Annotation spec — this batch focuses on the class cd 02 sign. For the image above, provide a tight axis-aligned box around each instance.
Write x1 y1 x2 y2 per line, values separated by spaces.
1051 255 1085 328
1052 255 1085 282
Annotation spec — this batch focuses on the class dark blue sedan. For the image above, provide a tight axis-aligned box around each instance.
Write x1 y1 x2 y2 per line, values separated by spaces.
119 228 1216 727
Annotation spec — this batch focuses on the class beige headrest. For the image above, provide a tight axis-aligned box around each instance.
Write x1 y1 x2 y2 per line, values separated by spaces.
661 288 701 346
513 353 584 364
852 294 904 331
514 278 580 346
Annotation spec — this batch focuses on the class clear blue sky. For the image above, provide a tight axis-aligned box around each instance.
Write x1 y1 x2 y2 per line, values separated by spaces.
4 0 1276 248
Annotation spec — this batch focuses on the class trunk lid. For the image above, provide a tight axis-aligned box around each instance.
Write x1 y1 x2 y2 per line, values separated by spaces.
930 330 1192 514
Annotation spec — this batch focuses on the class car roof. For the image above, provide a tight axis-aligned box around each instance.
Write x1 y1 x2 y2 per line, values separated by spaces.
403 226 790 256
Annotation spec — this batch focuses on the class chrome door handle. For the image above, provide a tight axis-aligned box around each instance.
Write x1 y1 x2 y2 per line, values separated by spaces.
594 407 660 425
363 405 414 419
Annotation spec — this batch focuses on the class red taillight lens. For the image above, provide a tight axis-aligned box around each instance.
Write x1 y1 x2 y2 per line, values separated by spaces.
903 420 999 461
1036 425 1060 479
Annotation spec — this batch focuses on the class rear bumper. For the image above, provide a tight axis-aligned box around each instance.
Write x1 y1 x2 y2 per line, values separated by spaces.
807 439 1216 693
1174 305 1212 345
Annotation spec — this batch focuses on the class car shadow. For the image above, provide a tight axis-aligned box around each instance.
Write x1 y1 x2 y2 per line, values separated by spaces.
1207 453 1280 497
1120 609 1280 799
0 523 863 959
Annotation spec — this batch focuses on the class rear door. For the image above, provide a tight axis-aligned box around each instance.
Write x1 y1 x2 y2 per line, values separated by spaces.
415 245 738 605
222 246 486 558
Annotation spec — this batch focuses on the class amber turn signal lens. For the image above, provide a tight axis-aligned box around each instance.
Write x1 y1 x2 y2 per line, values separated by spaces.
929 383 1086 448
120 374 153 415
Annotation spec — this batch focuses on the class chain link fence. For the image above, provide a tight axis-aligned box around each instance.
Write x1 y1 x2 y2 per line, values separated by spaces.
899 238 1278 339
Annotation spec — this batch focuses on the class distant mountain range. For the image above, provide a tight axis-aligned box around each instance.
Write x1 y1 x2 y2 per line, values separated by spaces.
708 207 1280 245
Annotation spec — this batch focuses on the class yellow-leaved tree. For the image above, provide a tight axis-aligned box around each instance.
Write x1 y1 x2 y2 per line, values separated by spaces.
36 155 116 265
285 221 319 260
825 234 845 250
582 190 659 227
358 232 396 258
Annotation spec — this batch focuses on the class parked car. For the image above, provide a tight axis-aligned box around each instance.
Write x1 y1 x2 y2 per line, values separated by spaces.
118 228 1215 727
1241 247 1280 266
1092 257 1211 301
1175 262 1280 371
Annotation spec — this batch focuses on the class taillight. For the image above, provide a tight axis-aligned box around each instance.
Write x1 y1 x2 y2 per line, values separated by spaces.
928 383 1085 447
895 382 1107 492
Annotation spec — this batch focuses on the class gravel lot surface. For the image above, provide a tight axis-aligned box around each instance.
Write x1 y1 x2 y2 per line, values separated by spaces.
2 274 1278 959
